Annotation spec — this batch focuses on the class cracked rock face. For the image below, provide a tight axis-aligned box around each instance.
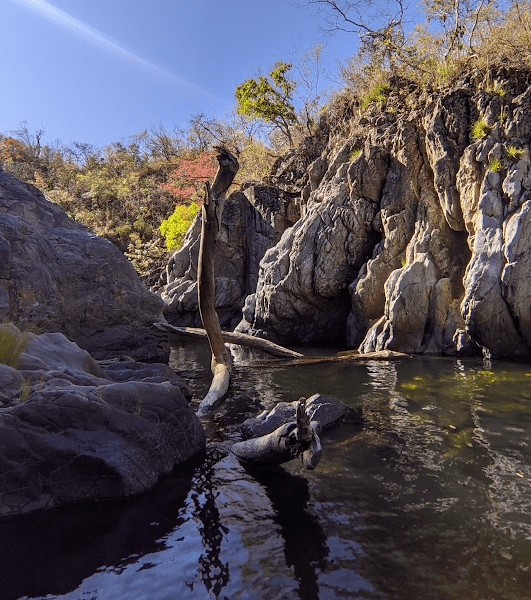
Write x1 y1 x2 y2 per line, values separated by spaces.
238 69 531 357
158 68 531 358
0 323 205 517
0 170 168 362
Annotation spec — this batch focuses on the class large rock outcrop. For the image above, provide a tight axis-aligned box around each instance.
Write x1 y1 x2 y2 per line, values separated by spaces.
158 68 531 358
236 69 531 357
158 185 300 328
0 169 168 361
0 323 205 517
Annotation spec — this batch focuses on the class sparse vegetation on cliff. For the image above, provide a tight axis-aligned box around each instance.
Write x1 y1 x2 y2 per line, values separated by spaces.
1 1 529 282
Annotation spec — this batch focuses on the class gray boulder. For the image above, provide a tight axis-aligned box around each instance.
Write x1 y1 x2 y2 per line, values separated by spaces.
0 323 205 517
0 169 168 361
240 394 348 439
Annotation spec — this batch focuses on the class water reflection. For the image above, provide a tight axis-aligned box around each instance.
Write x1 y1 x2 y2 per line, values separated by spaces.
0 459 198 600
192 448 230 598
245 465 328 600
2 346 531 600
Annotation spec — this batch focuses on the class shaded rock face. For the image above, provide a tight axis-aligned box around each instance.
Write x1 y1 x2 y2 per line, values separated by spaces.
0 323 205 517
238 69 531 357
0 170 168 361
159 187 300 328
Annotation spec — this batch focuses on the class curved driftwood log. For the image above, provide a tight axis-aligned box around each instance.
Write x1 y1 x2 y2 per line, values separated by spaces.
153 323 303 359
196 147 239 416
231 398 322 470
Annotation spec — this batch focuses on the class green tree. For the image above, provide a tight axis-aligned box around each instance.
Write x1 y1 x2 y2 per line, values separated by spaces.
235 61 298 147
159 203 200 250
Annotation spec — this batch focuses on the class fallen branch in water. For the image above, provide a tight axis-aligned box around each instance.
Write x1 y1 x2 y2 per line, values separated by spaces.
153 322 303 359
231 397 322 470
195 146 238 415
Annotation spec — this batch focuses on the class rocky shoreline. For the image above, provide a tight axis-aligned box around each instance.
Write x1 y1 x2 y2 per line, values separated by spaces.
0 323 205 517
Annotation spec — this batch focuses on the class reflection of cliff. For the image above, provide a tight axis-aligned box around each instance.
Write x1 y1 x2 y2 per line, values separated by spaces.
375 359 531 541
471 398 531 540
300 358 531 598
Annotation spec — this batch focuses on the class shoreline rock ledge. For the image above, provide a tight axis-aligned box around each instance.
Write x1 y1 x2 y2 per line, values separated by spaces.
0 323 205 518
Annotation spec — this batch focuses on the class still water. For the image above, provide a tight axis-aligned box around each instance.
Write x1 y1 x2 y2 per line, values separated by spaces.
1 339 531 600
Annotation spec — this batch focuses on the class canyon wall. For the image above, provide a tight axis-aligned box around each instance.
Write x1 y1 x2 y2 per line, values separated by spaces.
162 68 531 358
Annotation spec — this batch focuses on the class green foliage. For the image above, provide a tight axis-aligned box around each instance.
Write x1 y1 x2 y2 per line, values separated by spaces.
506 145 525 160
159 203 200 251
235 62 298 146
360 82 391 108
487 157 502 172
0 118 277 278
490 83 506 96
0 327 27 368
349 149 362 161
471 117 489 140
335 1 531 117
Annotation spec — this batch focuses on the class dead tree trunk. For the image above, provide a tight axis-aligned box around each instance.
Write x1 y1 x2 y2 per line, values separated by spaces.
196 146 239 415
153 323 304 359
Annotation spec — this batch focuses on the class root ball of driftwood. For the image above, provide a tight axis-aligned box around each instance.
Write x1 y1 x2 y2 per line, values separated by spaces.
231 422 300 465
231 398 324 470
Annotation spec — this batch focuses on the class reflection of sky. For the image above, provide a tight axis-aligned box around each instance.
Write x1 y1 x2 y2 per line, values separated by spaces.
10 349 531 600
50 520 204 600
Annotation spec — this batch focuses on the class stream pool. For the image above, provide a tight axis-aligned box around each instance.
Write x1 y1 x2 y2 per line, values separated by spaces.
1 339 531 600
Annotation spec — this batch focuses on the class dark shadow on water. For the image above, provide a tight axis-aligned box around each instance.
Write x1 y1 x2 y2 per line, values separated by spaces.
244 463 329 600
0 454 201 600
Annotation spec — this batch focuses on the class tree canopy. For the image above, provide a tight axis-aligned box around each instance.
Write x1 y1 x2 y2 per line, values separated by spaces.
235 61 299 147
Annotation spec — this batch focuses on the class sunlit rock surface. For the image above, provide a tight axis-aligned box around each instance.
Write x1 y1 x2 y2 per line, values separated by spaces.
238 69 531 357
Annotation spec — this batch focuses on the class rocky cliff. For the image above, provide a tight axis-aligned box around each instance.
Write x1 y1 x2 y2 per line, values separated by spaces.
161 67 531 358
0 169 168 361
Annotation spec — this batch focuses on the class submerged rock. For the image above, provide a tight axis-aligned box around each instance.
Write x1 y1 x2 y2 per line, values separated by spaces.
240 394 348 439
0 323 205 517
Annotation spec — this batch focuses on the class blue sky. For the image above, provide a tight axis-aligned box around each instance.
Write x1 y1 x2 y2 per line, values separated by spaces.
1 0 355 149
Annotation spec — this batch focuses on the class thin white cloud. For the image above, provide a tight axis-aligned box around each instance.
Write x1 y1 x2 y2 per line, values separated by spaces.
8 0 213 96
